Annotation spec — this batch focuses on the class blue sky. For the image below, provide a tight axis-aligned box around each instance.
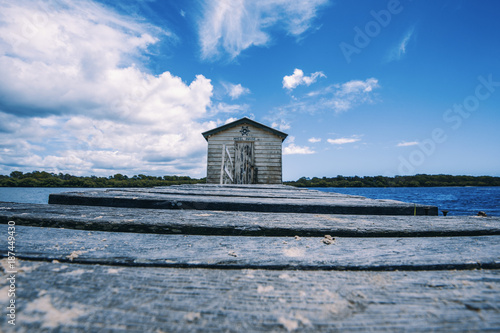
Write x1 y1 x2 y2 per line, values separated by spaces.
0 0 499 180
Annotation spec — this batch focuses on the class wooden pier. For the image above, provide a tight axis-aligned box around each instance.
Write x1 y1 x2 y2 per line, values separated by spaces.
1 185 499 331
47 184 439 216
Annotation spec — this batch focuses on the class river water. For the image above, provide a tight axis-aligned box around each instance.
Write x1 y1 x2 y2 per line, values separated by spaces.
312 186 500 216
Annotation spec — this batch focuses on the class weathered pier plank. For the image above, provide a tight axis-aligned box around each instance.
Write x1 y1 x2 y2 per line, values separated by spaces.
47 185 438 215
1 259 499 332
1 184 497 332
3 225 499 270
0 202 498 237
119 184 355 196
101 186 353 199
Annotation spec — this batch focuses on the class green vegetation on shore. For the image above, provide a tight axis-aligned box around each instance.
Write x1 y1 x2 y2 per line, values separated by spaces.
0 171 204 187
284 174 500 187
0 171 499 187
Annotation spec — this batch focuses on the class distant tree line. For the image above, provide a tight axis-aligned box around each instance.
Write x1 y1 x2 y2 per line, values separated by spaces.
284 174 500 187
0 171 205 187
1 171 499 187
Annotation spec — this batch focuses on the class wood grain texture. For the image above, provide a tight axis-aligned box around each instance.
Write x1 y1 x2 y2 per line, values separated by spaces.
0 202 498 237
47 185 439 215
206 124 283 184
3 225 499 270
1 259 498 332
141 185 357 198
1 184 497 332
234 141 255 184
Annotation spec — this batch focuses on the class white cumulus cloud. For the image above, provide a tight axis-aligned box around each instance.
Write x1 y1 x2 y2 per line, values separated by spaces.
0 0 216 177
224 117 239 124
283 143 315 155
272 120 291 132
308 137 321 143
336 78 379 95
224 83 250 99
283 68 326 90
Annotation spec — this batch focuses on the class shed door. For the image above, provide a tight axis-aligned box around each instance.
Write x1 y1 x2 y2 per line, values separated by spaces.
234 141 255 184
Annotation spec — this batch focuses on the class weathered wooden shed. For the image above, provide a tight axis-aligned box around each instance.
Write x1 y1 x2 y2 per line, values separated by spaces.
202 117 288 184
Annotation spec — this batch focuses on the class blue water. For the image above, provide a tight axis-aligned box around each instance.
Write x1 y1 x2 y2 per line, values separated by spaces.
0 188 109 204
0 187 498 216
311 187 500 216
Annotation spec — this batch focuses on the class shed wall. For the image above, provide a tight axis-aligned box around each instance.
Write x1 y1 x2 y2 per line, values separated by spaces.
206 124 283 184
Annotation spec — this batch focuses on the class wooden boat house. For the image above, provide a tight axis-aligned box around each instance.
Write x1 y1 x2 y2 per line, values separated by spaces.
202 117 288 184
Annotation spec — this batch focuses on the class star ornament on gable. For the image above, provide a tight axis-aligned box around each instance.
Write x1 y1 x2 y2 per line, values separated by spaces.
240 126 250 136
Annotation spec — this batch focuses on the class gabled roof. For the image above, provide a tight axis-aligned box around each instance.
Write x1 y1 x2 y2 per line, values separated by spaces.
202 117 288 142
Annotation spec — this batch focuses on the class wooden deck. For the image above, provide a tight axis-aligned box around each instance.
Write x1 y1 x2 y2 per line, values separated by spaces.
48 184 439 215
0 185 499 331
